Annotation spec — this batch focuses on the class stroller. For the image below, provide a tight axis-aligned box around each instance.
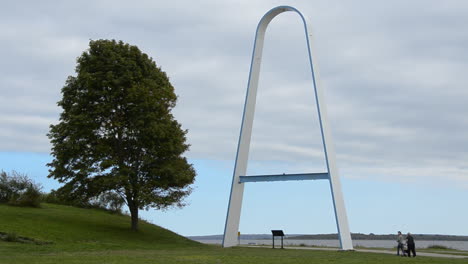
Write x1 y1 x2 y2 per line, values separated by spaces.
402 243 408 256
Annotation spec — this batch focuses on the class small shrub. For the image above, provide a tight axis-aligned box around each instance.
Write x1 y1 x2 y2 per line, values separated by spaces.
43 188 91 208
92 191 125 213
427 244 451 250
5 232 18 242
44 189 125 214
0 231 53 245
13 185 42 207
42 190 67 205
0 170 42 207
0 171 7 201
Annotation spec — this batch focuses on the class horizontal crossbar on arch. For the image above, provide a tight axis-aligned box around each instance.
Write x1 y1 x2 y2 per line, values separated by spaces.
239 172 329 183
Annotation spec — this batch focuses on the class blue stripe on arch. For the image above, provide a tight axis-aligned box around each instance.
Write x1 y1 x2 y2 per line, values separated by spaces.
239 172 329 183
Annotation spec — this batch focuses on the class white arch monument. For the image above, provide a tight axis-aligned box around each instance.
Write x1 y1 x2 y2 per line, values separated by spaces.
222 6 353 250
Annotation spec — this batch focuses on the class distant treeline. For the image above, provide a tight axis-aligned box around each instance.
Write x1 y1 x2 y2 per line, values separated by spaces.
289 233 468 241
190 233 468 241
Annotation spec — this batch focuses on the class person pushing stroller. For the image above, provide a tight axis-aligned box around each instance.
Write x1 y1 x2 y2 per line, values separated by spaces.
396 231 406 256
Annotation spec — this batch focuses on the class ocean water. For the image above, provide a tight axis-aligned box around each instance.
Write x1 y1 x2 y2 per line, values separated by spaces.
194 239 468 251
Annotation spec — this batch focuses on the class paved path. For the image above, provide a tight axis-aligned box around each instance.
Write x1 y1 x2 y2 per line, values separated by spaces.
355 248 467 259
247 245 468 259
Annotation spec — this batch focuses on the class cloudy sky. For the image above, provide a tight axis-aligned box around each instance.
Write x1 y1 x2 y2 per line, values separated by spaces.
1 0 467 237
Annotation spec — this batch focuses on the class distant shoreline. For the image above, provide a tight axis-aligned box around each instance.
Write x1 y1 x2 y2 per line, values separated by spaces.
189 233 468 241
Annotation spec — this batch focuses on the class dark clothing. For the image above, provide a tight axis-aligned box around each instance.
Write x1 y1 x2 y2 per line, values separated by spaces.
397 243 406 256
406 234 416 257
407 244 416 257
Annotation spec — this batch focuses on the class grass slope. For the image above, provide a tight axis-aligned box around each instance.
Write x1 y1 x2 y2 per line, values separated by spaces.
0 203 197 251
1 203 467 264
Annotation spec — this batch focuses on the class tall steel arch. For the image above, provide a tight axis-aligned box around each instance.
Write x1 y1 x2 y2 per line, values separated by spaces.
222 6 353 250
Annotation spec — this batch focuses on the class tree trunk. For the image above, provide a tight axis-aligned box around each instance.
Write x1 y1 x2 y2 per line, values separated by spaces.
128 201 139 231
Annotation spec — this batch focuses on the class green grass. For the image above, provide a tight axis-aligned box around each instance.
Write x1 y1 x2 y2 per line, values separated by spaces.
0 203 196 251
287 243 468 257
0 203 467 264
352 245 468 257
427 245 451 250
417 248 468 257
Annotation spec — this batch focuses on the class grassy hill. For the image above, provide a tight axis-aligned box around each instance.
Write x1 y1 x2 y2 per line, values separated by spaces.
0 203 199 251
1 203 466 264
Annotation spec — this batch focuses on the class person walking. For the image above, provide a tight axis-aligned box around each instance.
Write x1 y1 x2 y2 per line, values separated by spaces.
396 231 406 256
406 232 416 257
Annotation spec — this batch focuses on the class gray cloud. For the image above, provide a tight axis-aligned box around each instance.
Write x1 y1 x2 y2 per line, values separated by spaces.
0 0 467 187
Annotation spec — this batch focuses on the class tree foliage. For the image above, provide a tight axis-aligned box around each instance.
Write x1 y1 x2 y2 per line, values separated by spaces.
48 39 196 230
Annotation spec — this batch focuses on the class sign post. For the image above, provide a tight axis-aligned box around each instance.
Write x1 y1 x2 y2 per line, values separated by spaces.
271 230 285 249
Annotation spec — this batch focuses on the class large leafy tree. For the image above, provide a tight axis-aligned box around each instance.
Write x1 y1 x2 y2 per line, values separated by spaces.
48 39 196 231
